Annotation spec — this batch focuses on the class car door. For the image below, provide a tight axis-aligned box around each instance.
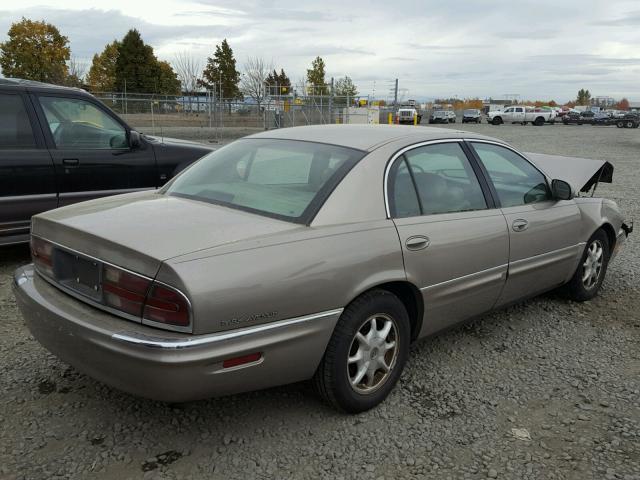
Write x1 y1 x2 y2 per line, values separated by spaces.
513 107 526 123
468 141 583 306
388 141 509 337
33 94 157 207
0 91 57 244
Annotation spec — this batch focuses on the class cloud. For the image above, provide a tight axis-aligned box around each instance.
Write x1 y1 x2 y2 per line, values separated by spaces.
0 0 639 101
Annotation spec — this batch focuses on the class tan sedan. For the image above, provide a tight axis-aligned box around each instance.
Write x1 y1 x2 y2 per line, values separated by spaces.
14 125 631 412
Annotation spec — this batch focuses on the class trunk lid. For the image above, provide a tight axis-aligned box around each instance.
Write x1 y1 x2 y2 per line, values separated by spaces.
525 152 614 193
32 191 301 278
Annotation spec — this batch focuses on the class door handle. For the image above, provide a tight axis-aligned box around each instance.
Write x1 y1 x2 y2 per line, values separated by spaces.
512 219 529 232
62 158 79 166
405 235 430 251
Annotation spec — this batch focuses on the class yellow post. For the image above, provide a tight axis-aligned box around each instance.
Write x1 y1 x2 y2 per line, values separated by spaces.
388 112 393 125
413 113 417 125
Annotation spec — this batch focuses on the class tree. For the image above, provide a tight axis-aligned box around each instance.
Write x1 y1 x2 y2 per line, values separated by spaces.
199 39 242 101
576 88 591 105
114 29 160 93
156 61 181 95
240 56 272 109
265 68 291 95
86 41 120 91
173 51 202 94
306 56 328 95
335 75 358 98
63 57 87 87
0 17 70 83
616 98 630 111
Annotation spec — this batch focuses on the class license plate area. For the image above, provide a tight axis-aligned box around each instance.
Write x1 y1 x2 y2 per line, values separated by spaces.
53 249 102 301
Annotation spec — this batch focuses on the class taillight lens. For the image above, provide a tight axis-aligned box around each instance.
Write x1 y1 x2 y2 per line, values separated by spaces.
31 236 53 277
102 265 151 317
143 284 190 327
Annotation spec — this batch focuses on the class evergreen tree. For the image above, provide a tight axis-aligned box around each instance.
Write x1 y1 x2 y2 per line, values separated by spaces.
265 68 291 95
114 29 159 93
0 17 70 83
576 88 591 106
306 56 328 95
199 39 241 100
156 60 181 95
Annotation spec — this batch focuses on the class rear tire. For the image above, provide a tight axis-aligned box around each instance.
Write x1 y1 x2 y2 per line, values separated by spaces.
625 120 634 128
616 121 624 128
313 289 410 413
534 117 545 126
565 229 610 302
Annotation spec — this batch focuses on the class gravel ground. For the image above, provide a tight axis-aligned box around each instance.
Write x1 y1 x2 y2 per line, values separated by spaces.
1 124 639 480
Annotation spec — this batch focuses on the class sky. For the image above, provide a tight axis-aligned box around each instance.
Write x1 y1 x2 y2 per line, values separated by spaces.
1 0 640 102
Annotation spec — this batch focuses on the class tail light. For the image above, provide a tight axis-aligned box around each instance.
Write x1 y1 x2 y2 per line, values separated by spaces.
102 265 151 317
29 236 191 331
31 236 53 277
143 283 190 327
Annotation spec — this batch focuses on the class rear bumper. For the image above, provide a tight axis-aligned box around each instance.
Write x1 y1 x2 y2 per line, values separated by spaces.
14 265 342 402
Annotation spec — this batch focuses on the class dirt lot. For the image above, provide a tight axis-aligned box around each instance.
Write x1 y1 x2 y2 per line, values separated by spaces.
1 123 638 480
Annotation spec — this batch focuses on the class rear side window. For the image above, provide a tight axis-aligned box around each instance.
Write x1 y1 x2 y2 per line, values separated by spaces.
471 142 551 207
0 94 36 149
38 96 127 149
389 143 487 218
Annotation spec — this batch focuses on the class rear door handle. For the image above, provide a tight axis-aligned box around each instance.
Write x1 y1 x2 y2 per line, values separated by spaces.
62 158 79 166
512 219 529 232
405 235 430 251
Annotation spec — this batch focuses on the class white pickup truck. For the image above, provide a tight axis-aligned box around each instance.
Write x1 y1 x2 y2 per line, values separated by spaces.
488 106 555 126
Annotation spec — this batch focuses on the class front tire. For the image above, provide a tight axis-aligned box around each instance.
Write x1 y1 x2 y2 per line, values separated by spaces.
313 289 411 413
565 229 610 302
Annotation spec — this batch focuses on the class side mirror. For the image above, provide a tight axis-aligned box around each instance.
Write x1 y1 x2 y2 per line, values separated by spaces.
551 179 573 200
129 130 141 149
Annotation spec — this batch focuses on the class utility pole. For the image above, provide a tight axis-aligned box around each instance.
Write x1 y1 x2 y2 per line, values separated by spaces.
394 78 398 107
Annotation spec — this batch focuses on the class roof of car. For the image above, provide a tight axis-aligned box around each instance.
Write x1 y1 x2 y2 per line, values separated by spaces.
247 124 495 151
0 77 89 95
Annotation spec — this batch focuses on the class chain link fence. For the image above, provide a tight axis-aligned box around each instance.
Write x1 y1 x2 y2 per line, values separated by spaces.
93 91 388 144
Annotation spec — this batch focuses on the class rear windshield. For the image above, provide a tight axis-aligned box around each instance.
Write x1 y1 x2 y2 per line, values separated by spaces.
162 139 365 224
434 111 446 116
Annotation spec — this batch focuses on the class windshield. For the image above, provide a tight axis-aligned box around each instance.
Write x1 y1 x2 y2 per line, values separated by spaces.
434 111 446 117
464 110 478 114
162 139 365 224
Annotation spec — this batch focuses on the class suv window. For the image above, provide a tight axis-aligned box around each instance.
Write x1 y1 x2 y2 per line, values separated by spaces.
39 96 127 149
0 94 36 149
471 142 551 207
389 143 487 217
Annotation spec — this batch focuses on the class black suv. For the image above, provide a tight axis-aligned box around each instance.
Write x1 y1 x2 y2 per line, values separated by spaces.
0 79 214 245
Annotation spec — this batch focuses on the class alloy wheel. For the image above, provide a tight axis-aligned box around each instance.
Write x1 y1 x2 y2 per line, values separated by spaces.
582 240 604 289
347 314 399 394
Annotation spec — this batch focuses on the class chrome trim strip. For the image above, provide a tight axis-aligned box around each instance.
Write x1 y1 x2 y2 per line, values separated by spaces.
58 187 155 199
31 235 194 333
383 139 464 218
420 263 508 292
0 193 57 202
111 308 345 349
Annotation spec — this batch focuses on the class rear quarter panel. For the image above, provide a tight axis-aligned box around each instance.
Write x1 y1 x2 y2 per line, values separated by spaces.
159 221 405 335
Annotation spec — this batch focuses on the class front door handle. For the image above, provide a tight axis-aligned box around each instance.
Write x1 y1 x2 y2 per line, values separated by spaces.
62 158 80 166
405 235 430 251
512 219 529 232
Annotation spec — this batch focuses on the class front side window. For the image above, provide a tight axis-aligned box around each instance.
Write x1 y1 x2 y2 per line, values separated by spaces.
163 139 364 223
38 96 127 149
471 142 551 208
389 143 487 218
0 94 36 149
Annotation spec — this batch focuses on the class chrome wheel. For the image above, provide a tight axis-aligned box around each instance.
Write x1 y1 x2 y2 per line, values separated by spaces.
582 240 604 289
347 314 399 394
